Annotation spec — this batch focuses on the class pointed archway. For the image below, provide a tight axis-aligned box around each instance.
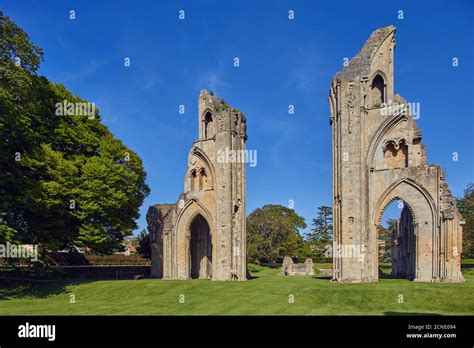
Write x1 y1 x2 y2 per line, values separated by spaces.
372 179 436 281
377 199 416 280
189 214 212 279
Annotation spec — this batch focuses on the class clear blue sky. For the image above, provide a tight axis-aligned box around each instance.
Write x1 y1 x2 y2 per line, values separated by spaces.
3 0 473 234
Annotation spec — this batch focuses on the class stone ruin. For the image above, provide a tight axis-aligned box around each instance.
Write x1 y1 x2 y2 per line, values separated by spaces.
329 25 464 282
144 25 466 285
147 91 248 281
280 256 315 277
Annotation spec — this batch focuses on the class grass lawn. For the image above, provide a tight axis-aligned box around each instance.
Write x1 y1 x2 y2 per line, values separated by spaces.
0 261 473 315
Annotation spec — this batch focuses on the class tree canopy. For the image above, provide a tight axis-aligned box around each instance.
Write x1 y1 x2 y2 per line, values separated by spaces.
377 218 397 262
306 205 332 258
247 204 308 263
0 12 150 256
457 183 474 259
136 228 151 259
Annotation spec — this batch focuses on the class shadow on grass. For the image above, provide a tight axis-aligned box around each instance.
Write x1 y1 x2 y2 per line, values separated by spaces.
384 312 441 316
314 276 332 280
259 263 281 269
0 278 93 300
379 272 398 280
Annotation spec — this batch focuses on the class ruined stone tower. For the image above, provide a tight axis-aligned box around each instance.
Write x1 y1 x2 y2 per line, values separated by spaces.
329 26 464 282
147 91 247 281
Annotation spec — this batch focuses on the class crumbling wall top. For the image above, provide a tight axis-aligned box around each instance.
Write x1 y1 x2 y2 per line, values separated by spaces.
333 25 396 82
199 90 245 118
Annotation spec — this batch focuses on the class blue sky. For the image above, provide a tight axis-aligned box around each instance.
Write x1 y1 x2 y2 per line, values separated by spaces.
2 0 473 234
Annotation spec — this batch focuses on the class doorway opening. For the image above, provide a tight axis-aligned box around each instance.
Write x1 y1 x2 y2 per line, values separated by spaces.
189 214 212 279
378 199 416 280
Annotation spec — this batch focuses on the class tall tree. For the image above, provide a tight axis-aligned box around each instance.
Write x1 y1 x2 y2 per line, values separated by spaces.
0 11 55 245
306 206 333 258
136 228 151 259
0 12 150 256
247 204 308 263
457 183 474 259
377 218 398 261
0 10 43 74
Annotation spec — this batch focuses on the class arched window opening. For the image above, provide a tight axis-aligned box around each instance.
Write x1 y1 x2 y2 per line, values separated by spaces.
190 169 197 191
371 74 385 106
200 168 209 190
377 199 416 280
384 139 408 169
190 166 212 191
203 111 214 139
198 168 204 190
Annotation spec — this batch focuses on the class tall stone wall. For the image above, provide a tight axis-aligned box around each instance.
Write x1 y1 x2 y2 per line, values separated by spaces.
390 206 416 279
147 91 247 281
329 26 464 282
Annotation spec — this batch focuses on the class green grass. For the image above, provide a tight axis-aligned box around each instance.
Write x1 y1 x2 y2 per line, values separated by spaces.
0 261 473 315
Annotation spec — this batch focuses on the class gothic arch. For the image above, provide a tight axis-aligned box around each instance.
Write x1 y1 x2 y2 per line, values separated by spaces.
366 110 408 169
189 213 212 279
174 199 215 279
376 195 416 225
147 90 248 281
187 147 215 191
188 166 211 191
201 109 215 139
369 70 388 84
201 108 214 120
176 198 214 232
328 26 464 283
189 169 197 191
372 178 437 281
373 178 436 225
191 146 215 179
369 71 387 106
376 196 417 280
383 139 408 169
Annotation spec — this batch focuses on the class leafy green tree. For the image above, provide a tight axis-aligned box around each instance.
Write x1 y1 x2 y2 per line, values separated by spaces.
136 228 151 259
377 219 397 261
0 12 150 257
247 204 307 263
457 183 474 259
0 10 43 73
306 206 332 258
0 11 56 246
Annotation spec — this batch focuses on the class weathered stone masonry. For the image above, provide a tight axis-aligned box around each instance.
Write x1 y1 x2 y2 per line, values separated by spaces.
329 26 464 282
147 91 247 281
